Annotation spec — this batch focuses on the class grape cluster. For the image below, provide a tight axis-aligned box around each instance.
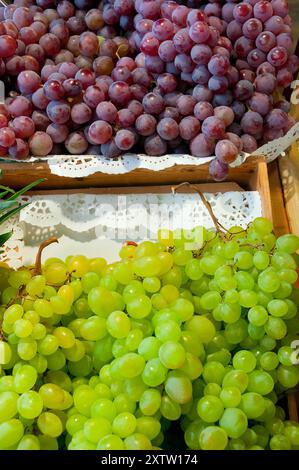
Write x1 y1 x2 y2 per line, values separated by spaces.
0 218 299 450
0 0 298 180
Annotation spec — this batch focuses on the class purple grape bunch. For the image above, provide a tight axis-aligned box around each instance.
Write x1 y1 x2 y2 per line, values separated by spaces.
0 0 297 180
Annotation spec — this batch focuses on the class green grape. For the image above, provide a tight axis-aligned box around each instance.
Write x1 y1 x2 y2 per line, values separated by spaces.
159 341 185 369
124 432 152 450
184 420 204 450
277 365 299 388
228 438 246 450
113 261 134 285
81 272 100 293
122 281 145 303
14 365 37 393
199 426 228 450
185 316 216 344
90 398 116 421
83 417 111 443
123 376 147 402
3 304 23 323
241 428 258 447
260 351 279 371
39 383 66 409
80 316 107 341
73 385 98 417
64 338 85 361
234 251 253 270
37 412 63 438
172 298 194 322
239 392 265 419
39 434 58 450
142 277 160 293
23 310 39 324
0 418 24 449
118 353 145 378
112 412 136 438
172 248 192 266
284 299 297 319
200 291 221 311
73 297 90 319
0 341 12 365
106 311 131 338
197 395 224 423
277 346 294 366
0 391 18 423
185 259 203 281
160 395 181 421
251 217 273 235
38 334 59 356
113 394 136 414
225 319 248 344
161 267 182 288
258 269 280 293
203 361 225 385
97 434 124 450
199 255 223 275
152 309 181 327
33 299 54 319
47 350 66 371
17 390 43 419
284 424 299 446
112 339 127 358
165 371 192 404
151 293 168 310
155 320 181 342
253 251 270 270
125 329 143 351
138 337 162 361
247 370 274 395
135 416 160 441
252 424 269 447
248 323 265 341
127 295 152 319
17 434 40 450
276 234 299 253
133 256 162 278
270 434 291 450
139 389 161 416
248 306 268 326
216 303 241 324
232 350 256 373
68 355 93 377
222 370 248 393
220 387 241 408
267 299 288 318
207 350 231 365
66 414 88 436
219 408 248 438
13 319 33 338
234 271 255 290
46 371 72 392
204 383 221 397
181 353 203 380
142 358 167 387
89 257 107 274
26 275 46 296
264 316 287 340
239 289 258 308
53 326 75 349
180 331 205 358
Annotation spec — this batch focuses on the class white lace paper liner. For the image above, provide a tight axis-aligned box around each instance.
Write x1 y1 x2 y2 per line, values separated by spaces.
1 122 299 177
0 191 261 269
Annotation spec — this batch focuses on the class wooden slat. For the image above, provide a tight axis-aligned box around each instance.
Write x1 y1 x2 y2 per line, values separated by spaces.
268 160 290 236
0 156 264 190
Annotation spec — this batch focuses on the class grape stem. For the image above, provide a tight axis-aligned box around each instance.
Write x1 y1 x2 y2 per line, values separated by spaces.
171 182 228 237
33 237 59 276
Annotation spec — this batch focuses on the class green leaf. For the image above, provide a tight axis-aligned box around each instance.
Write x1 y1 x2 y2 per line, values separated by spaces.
0 231 13 246
0 185 15 195
8 178 45 201
0 202 30 226
0 200 18 213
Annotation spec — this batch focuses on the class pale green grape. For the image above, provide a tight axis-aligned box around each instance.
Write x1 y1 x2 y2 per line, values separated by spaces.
46 350 66 371
80 316 107 341
113 394 136 414
17 390 43 419
239 392 265 419
37 412 63 437
247 370 274 395
0 391 18 423
106 311 131 338
38 334 59 356
26 275 46 297
160 395 181 421
14 365 37 393
267 299 288 317
270 434 291 450
17 434 40 450
142 358 167 387
97 434 125 450
64 340 85 362
204 383 221 396
83 417 111 443
202 361 225 385
232 350 257 373
112 412 136 438
180 353 203 380
3 304 23 323
185 316 216 344
155 320 181 342
139 389 161 416
253 251 270 270
0 418 24 449
258 269 280 293
199 426 228 450
118 353 145 378
127 295 152 319
138 337 161 361
277 365 299 388
133 256 162 278
124 377 147 402
222 370 248 393
264 316 287 340
234 252 253 270
219 408 248 438
0 341 12 365
125 329 143 351
220 387 241 408
143 277 161 293
136 416 161 440
90 398 116 421
159 341 186 369
165 371 192 404
248 306 268 326
66 414 88 436
197 395 224 423
13 319 33 338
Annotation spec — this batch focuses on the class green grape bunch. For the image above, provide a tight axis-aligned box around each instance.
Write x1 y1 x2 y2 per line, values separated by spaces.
0 217 299 451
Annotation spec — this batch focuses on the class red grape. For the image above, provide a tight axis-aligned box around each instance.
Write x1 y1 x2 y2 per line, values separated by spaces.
29 131 53 156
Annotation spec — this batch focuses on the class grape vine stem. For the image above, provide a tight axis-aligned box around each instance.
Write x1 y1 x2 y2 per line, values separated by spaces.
33 237 59 276
171 182 228 237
